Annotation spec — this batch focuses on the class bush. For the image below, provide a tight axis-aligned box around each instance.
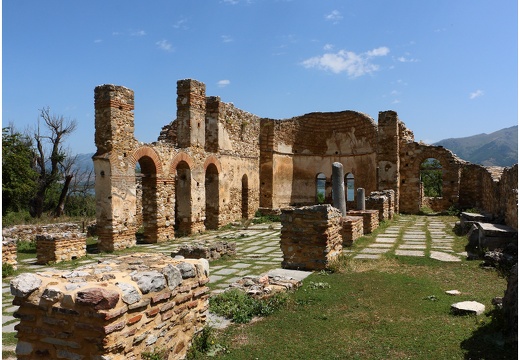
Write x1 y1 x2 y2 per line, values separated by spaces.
2 210 33 227
17 240 36 253
209 289 288 323
2 263 15 278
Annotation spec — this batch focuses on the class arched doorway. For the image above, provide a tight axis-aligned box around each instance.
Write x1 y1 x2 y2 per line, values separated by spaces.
175 161 192 236
420 158 443 197
241 174 249 219
205 164 219 229
136 156 158 243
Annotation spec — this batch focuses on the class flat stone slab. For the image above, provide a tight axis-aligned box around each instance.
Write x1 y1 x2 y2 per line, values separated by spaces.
398 244 426 250
430 251 461 262
360 248 389 254
446 290 461 296
375 238 397 243
354 254 380 259
368 243 393 248
267 268 312 282
212 268 239 276
395 250 425 257
476 222 518 236
451 301 485 315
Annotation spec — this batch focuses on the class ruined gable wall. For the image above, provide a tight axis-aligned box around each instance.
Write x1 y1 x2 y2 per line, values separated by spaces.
260 111 378 208
399 143 465 213
459 164 499 214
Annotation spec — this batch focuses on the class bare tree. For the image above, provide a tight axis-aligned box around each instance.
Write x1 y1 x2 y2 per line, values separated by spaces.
30 107 77 218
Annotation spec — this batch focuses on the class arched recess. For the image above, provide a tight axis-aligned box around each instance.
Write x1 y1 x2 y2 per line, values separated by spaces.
241 174 249 219
175 160 192 236
345 173 355 202
134 154 159 243
316 173 326 204
205 163 220 230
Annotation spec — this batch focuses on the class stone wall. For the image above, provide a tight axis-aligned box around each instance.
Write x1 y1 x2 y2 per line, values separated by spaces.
2 238 17 270
341 216 364 246
346 210 379 234
2 223 85 243
10 253 209 360
499 164 518 229
260 111 378 208
280 205 343 270
35 233 86 265
366 190 395 221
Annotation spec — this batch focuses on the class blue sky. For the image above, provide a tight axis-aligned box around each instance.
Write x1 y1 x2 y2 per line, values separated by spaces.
3 0 518 155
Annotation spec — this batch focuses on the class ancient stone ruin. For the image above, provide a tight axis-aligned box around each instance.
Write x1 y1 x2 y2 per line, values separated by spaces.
91 79 517 252
10 253 209 360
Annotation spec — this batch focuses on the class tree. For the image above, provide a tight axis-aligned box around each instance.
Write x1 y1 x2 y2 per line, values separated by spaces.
30 107 77 218
420 158 443 197
2 127 39 215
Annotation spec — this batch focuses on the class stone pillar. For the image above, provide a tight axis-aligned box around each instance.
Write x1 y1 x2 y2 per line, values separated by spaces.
357 188 366 210
332 162 346 216
176 79 206 149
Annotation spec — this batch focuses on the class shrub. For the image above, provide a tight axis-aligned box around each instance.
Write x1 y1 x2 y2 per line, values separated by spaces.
2 263 15 278
209 289 288 323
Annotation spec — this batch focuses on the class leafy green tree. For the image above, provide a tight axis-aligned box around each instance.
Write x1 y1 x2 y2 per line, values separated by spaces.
420 158 443 197
2 127 38 215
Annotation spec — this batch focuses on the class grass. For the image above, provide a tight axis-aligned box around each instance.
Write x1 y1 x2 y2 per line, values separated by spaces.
191 215 513 360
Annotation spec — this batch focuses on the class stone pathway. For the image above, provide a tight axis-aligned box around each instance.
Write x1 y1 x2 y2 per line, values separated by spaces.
353 216 465 261
1 215 464 354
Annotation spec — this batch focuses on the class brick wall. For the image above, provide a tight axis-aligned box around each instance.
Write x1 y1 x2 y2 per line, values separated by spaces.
11 253 209 360
280 205 343 270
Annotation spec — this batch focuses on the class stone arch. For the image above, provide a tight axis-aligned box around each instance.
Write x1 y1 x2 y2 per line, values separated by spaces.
203 155 222 174
169 152 195 176
129 146 164 177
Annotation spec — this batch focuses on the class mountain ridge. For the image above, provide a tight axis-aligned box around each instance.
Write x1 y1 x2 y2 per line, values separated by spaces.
433 125 518 167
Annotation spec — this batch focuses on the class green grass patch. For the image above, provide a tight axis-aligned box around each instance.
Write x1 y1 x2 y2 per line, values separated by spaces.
200 255 512 359
210 289 289 324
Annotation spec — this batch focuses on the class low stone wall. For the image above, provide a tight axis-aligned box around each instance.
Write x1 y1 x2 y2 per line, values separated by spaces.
346 210 379 234
36 233 87 265
342 216 364 246
2 222 87 242
10 253 209 360
2 238 17 270
172 241 236 260
366 190 395 222
280 205 343 270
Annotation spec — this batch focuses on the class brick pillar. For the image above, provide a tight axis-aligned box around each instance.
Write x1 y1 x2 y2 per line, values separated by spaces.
377 111 400 213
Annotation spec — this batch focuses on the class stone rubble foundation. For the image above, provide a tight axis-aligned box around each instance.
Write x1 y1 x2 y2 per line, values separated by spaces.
10 253 209 360
36 233 87 265
2 238 18 270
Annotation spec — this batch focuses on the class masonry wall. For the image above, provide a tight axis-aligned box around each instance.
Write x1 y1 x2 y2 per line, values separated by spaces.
11 253 209 360
399 143 465 213
260 111 378 208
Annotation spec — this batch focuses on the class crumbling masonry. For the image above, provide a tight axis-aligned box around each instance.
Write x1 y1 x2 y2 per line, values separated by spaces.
93 79 518 250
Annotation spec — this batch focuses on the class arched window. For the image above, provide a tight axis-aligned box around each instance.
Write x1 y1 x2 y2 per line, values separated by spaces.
420 158 442 197
316 173 326 203
345 173 355 201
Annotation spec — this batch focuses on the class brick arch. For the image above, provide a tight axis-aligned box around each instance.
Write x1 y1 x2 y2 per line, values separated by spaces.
203 155 222 174
411 146 459 171
169 152 195 173
129 146 164 176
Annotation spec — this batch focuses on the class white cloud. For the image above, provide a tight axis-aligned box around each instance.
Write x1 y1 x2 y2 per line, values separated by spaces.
301 47 390 77
221 35 233 43
156 39 174 52
217 79 230 87
131 30 146 37
325 10 343 23
469 89 484 99
174 18 189 30
323 43 334 51
94 39 102 43
397 56 418 63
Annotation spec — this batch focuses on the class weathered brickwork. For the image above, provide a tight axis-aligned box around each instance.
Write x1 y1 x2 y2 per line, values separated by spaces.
2 238 17 270
280 205 343 270
366 190 395 221
35 233 86 265
10 253 209 360
346 210 380 234
341 216 364 246
93 79 518 251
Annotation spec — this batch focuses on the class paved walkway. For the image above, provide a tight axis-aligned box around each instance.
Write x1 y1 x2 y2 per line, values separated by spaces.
2 215 464 345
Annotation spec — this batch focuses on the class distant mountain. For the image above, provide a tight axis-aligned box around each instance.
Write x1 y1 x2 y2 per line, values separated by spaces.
433 126 518 167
